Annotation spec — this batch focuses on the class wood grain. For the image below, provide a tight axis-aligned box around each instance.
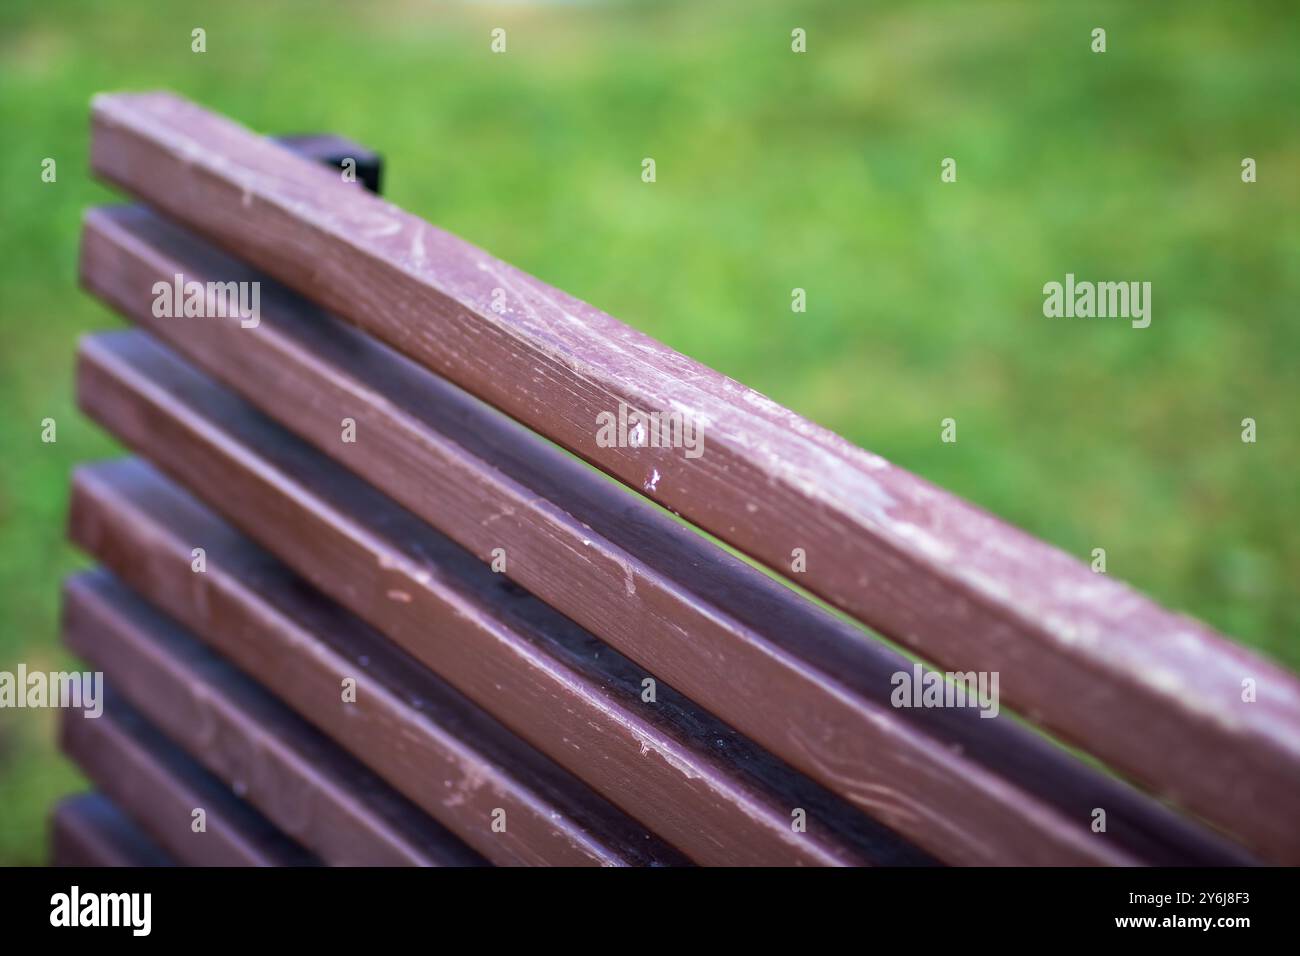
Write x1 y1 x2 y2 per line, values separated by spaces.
63 570 484 867
69 459 684 867
61 689 318 866
87 92 1300 861
74 330 932 867
78 205 1252 866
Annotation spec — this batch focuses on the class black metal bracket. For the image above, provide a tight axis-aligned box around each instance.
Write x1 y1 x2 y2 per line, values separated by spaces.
275 134 383 195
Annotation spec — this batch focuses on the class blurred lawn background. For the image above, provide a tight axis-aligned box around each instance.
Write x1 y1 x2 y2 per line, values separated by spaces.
1 0 1296 863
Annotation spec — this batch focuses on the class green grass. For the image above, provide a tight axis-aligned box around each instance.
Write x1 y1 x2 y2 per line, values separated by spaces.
1 0 1297 864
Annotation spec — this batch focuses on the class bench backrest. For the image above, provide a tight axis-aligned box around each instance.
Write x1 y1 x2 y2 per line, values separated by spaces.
67 92 1300 865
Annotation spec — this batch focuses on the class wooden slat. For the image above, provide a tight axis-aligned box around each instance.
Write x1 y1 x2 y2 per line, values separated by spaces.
62 570 484 867
74 331 931 867
51 793 174 867
87 92 1300 862
61 690 318 866
77 206 1252 866
69 460 685 868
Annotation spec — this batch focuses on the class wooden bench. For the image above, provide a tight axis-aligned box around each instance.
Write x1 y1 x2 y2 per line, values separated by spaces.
58 91 1300 866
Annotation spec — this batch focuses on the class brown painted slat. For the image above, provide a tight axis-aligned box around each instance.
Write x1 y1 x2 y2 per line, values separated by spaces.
60 689 318 866
77 206 1252 866
62 570 484 867
74 331 931 867
50 793 174 867
69 460 685 868
87 92 1300 862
